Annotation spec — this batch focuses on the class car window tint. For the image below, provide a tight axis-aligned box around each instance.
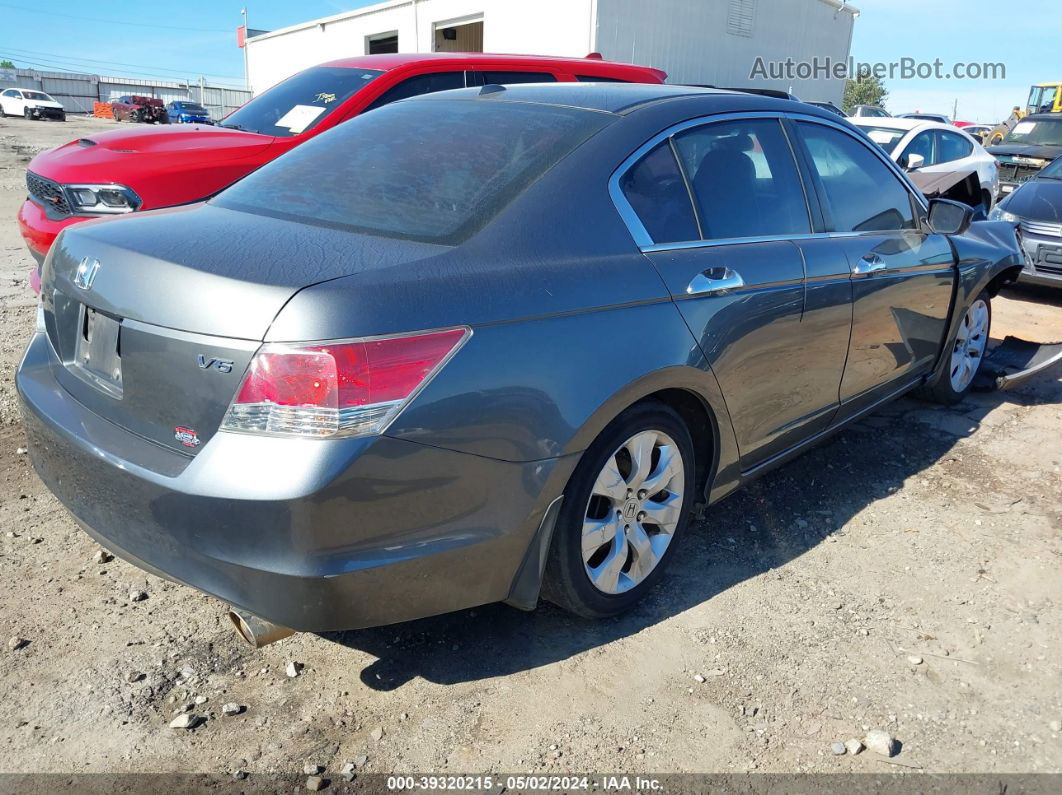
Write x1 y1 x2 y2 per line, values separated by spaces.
365 71 466 111
798 122 916 233
215 99 612 244
475 71 558 85
902 132 936 166
619 142 699 244
937 131 973 163
672 119 809 240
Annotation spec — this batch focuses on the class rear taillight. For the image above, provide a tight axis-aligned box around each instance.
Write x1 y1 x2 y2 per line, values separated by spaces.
221 327 470 439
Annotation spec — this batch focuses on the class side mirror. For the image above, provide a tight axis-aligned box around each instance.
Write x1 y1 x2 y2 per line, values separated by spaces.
902 153 926 171
928 198 974 235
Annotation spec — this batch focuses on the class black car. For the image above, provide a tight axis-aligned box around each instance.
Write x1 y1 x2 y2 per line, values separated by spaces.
988 113 1062 198
991 155 1062 287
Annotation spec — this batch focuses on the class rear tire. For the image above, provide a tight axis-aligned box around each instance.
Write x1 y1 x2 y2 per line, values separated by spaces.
918 290 992 404
542 401 696 619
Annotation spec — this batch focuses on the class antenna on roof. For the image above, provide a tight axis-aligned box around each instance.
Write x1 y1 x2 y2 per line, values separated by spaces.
479 84 506 96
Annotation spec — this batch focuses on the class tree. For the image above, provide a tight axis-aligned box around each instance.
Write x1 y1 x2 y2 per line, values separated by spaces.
843 74 888 114
0 60 15 69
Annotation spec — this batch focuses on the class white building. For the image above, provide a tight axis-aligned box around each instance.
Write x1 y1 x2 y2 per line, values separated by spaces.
246 0 858 103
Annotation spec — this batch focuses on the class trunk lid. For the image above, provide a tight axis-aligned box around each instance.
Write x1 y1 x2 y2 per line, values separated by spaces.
42 203 448 454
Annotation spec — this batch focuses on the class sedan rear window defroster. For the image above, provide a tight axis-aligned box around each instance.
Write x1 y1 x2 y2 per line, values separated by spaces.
214 99 613 244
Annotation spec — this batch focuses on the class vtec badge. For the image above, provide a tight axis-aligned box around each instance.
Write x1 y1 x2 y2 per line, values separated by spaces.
174 426 201 448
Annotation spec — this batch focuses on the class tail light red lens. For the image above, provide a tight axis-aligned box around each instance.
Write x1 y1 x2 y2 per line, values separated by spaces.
221 327 469 438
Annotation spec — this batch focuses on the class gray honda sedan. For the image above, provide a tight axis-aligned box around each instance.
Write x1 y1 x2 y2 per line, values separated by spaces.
18 84 1022 645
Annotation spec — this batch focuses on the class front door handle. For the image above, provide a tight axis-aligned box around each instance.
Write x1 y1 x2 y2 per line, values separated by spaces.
853 253 887 275
687 267 745 296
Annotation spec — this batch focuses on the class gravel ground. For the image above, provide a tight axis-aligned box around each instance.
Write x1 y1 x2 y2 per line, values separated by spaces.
0 115 1060 781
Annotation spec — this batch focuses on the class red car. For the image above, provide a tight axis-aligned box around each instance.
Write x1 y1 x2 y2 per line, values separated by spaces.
20 52 665 291
109 95 169 124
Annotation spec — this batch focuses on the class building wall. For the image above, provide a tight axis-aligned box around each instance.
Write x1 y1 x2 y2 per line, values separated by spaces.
246 0 855 102
594 0 854 103
246 0 595 93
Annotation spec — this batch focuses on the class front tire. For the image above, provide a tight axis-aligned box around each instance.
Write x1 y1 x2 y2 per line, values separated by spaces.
919 291 992 404
542 401 696 619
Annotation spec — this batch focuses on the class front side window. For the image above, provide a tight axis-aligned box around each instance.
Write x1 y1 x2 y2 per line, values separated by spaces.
673 119 810 240
215 99 612 244
936 130 973 163
365 71 465 111
221 66 384 136
900 131 935 167
798 122 916 233
619 142 700 244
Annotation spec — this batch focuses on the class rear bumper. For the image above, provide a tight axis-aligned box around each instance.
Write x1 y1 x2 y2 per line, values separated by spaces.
17 331 561 631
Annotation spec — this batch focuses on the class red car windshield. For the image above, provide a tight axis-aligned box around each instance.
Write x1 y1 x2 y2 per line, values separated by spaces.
219 66 384 137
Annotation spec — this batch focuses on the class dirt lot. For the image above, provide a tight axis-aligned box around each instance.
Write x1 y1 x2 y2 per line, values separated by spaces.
0 115 1060 783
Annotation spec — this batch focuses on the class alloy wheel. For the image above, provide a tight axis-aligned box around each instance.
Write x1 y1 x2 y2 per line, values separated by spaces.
950 298 990 392
581 430 685 595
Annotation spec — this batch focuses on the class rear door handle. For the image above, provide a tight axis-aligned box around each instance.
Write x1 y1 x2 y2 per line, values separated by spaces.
853 253 887 275
687 267 745 296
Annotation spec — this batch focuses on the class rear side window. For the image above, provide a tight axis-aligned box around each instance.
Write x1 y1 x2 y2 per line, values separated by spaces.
619 142 700 244
673 119 810 240
798 122 916 233
470 71 558 85
365 71 465 111
215 100 612 244
576 75 629 83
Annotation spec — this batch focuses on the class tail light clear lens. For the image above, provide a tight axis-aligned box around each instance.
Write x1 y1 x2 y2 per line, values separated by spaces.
221 327 470 439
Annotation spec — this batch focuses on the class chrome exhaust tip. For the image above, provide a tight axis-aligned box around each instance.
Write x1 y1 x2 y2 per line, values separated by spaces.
227 608 296 648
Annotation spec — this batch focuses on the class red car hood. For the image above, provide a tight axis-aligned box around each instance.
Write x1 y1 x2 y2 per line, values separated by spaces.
27 125 281 209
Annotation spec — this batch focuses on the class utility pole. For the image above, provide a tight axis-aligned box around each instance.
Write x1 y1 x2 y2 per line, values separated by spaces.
241 7 250 92
953 98 958 120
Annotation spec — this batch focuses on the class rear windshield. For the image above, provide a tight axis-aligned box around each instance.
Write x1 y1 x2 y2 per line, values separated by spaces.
214 99 612 244
219 66 383 137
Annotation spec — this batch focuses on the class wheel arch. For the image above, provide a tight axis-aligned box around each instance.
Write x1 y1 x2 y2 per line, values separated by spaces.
561 366 739 507
504 371 739 612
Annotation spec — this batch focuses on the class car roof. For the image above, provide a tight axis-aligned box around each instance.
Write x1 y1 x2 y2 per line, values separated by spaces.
320 51 666 79
852 117 963 134
410 81 838 118
1025 113 1062 122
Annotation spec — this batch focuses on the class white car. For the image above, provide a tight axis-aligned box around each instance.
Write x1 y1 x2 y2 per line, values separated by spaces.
0 88 66 121
852 117 999 208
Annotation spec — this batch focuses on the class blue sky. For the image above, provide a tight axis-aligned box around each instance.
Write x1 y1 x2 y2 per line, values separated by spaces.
0 0 1052 122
